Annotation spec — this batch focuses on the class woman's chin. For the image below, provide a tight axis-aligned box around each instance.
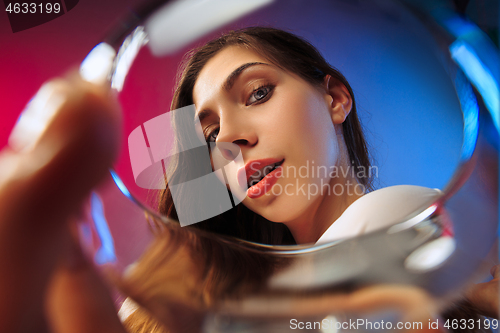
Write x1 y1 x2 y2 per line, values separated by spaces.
242 195 307 224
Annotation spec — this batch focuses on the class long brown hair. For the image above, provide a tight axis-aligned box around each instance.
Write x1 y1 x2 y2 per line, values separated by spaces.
158 26 372 245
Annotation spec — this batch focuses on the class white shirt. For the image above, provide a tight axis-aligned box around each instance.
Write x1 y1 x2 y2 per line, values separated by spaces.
316 185 442 244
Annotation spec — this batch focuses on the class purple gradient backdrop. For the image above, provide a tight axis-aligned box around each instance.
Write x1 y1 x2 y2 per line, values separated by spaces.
0 0 465 192
0 0 467 271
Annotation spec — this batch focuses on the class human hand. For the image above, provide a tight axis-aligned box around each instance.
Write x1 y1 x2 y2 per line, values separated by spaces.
0 74 126 332
465 264 500 319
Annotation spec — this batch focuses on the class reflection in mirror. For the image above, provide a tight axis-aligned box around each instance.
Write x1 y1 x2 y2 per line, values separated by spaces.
79 0 499 332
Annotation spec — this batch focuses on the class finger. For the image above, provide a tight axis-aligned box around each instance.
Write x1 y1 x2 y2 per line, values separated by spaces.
491 264 500 279
0 74 121 332
46 225 126 333
465 280 500 319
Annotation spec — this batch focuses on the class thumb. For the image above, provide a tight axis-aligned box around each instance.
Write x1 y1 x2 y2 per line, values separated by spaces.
0 73 122 332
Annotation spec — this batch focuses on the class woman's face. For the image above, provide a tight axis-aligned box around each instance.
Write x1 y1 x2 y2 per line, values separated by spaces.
192 46 346 224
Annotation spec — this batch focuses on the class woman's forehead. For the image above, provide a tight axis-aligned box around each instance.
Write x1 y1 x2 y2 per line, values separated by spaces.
192 46 271 104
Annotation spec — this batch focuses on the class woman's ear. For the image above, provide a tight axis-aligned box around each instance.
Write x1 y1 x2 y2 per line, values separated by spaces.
323 75 352 124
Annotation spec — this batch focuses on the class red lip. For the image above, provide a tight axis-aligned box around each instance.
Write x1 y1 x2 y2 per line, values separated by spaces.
237 158 283 188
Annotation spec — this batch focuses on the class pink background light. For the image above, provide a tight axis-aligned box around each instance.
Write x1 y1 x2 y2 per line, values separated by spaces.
0 0 138 148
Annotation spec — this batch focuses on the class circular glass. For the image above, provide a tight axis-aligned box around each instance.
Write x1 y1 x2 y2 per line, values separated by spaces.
78 0 498 329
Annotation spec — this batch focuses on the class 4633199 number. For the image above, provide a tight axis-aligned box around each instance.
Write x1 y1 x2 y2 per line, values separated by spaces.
445 318 499 330
5 3 61 14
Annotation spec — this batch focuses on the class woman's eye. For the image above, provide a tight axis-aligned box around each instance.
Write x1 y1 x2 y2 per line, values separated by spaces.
206 127 220 143
247 85 273 105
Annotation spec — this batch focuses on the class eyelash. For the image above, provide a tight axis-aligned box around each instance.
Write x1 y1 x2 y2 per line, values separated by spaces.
205 125 219 144
204 83 276 143
246 83 275 106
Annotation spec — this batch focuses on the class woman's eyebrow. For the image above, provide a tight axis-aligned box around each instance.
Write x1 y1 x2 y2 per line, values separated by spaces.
195 62 271 122
195 109 211 123
223 62 270 91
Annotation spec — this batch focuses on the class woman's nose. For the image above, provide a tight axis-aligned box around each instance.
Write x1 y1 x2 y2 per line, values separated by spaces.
215 116 257 161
